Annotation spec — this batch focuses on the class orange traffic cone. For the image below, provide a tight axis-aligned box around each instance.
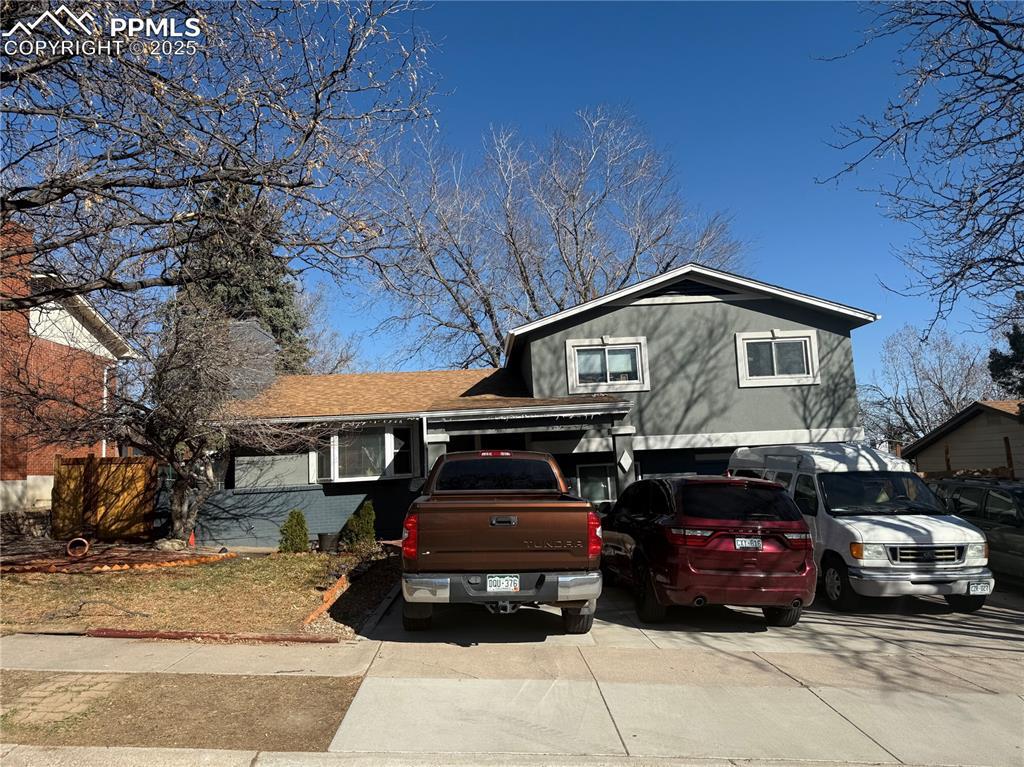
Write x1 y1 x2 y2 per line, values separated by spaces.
188 530 195 547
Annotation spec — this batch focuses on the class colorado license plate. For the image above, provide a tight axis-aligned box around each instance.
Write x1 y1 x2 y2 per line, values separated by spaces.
735 537 763 551
486 574 520 593
968 581 992 595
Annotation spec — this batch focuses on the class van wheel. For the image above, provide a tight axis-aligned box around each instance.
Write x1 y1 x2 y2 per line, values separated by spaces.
822 557 861 611
402 600 432 631
562 607 594 634
763 605 802 627
635 568 666 623
945 594 986 613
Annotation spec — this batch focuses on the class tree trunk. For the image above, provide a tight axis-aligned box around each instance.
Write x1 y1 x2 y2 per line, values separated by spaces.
168 459 216 541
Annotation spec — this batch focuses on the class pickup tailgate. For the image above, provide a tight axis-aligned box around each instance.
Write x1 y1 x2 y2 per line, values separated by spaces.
413 494 593 572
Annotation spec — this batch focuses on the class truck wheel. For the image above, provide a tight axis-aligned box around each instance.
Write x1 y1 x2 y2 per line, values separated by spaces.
635 568 666 623
944 594 986 613
763 605 802 627
402 600 432 631
562 607 594 634
822 557 861 611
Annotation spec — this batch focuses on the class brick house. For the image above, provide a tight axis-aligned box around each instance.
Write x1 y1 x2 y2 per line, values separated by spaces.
0 224 134 512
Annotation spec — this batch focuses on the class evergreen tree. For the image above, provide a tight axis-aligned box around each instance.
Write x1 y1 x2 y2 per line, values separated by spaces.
184 183 311 373
989 324 1024 398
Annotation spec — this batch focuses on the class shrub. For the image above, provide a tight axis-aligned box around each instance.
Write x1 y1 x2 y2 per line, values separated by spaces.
340 500 376 548
278 509 309 553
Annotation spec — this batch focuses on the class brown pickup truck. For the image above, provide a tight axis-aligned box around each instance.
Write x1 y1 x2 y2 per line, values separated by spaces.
401 450 603 634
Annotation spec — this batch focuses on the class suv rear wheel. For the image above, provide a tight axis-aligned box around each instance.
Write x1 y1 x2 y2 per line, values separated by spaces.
562 607 594 634
763 605 802 627
402 600 432 631
822 556 861 611
945 594 986 613
635 567 666 623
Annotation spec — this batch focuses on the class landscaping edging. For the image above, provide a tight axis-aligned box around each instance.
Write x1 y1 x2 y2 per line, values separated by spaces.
85 627 340 643
301 573 349 626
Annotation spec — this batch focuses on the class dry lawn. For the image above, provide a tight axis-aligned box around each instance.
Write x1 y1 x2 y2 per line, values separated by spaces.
0 553 356 635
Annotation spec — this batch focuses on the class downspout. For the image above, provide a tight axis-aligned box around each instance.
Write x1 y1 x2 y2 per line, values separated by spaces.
101 362 112 457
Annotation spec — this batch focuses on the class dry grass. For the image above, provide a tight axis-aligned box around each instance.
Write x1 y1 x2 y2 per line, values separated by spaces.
0 553 356 635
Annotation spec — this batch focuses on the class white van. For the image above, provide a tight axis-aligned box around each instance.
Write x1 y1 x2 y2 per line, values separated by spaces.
728 443 994 612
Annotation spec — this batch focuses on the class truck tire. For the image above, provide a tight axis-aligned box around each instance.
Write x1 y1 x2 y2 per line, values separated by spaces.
822 556 861 611
944 594 986 613
402 600 432 631
635 567 667 623
763 605 802 627
562 607 594 634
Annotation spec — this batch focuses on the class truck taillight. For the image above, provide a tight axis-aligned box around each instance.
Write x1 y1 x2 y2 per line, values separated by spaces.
479 450 512 457
402 512 419 560
587 510 602 558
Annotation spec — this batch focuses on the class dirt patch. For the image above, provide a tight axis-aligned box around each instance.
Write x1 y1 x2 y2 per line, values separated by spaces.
0 670 361 752
1 554 357 635
309 557 399 638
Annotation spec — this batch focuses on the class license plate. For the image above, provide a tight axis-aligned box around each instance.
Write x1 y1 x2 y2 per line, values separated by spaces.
735 537 763 551
968 581 992 596
486 574 520 593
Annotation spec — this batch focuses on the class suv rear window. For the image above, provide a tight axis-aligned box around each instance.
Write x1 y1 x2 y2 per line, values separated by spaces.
434 458 559 491
675 482 803 521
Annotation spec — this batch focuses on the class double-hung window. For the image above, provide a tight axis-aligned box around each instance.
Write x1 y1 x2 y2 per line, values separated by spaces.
735 330 820 387
566 336 650 394
313 424 417 482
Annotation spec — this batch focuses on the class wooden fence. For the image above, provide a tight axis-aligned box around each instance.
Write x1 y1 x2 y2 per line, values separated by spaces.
51 455 158 541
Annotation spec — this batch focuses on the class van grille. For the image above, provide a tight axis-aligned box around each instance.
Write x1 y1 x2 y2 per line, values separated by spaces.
887 545 964 565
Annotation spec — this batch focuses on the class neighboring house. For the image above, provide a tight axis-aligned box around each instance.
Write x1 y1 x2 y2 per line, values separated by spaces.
903 400 1024 475
0 224 134 512
210 263 877 547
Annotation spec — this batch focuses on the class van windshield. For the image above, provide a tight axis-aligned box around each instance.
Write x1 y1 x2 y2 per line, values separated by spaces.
818 472 943 516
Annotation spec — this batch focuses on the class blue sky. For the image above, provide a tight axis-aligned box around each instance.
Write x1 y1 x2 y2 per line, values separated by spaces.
332 1 980 380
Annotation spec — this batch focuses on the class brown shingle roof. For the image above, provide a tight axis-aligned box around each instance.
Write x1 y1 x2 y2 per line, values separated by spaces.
230 368 629 420
981 400 1023 416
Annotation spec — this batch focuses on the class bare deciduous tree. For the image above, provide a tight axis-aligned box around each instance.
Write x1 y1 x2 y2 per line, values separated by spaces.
1 0 431 310
859 324 1004 445
356 107 744 367
830 1 1024 329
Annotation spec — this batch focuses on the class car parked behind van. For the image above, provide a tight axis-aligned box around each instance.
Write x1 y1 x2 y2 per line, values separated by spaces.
729 443 994 613
930 478 1024 580
601 476 816 627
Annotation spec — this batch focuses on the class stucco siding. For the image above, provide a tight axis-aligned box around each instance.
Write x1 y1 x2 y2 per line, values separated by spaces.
523 298 860 439
913 412 1024 473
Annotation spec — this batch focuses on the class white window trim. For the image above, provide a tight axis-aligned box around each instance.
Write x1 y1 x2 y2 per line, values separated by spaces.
565 336 651 394
735 329 820 388
309 424 419 483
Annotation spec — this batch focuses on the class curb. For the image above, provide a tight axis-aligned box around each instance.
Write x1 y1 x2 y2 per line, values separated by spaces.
301 573 350 626
357 582 400 637
84 628 339 644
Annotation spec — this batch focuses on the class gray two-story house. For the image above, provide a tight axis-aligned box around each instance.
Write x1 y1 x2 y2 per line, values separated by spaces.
203 264 877 547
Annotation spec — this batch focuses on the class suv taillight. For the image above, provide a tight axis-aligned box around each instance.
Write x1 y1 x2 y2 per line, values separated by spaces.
783 532 813 550
402 511 419 560
587 510 602 558
667 527 713 547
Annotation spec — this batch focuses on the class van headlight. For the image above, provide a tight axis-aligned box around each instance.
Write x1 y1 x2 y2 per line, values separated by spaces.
850 542 887 560
967 542 988 559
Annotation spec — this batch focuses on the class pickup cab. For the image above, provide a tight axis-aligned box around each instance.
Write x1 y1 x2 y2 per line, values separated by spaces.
400 450 603 634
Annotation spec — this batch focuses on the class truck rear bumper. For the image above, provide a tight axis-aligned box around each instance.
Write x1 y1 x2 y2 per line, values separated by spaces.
402 571 602 605
848 566 994 597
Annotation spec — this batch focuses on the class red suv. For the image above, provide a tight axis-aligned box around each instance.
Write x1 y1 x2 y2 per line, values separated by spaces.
601 476 816 626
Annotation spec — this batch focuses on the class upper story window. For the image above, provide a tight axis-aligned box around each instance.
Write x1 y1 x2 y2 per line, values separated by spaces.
565 336 651 394
313 424 417 482
735 330 820 388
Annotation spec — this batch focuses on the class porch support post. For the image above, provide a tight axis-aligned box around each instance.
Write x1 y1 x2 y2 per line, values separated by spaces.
611 423 636 494
424 430 449 476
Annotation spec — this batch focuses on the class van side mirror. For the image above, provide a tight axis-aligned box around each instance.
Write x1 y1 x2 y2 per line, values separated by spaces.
796 498 817 516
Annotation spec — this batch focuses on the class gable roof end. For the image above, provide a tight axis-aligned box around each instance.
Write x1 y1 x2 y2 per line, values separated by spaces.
502 263 880 358
902 399 1024 459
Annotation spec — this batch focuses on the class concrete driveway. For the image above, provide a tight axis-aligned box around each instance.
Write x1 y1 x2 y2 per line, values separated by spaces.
338 584 1024 765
